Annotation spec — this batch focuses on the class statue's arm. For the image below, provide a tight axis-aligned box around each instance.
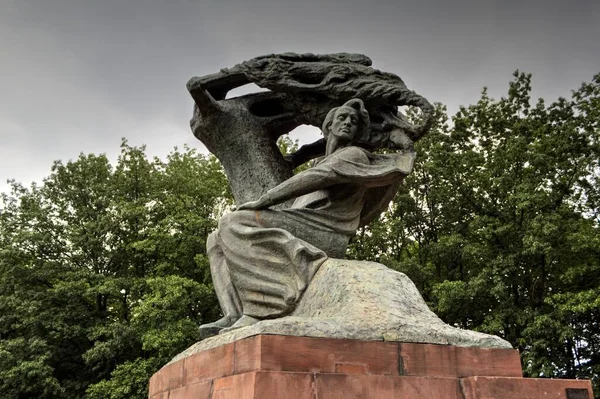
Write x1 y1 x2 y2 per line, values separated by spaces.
237 156 348 210
284 139 326 168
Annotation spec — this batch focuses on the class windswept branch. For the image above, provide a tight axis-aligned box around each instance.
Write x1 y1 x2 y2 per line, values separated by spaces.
186 52 434 203
187 78 222 116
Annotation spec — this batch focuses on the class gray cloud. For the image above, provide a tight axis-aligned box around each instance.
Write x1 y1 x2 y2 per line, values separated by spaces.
1 0 599 193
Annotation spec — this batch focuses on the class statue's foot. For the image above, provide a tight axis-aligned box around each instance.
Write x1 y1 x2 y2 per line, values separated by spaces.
199 315 238 339
219 315 260 334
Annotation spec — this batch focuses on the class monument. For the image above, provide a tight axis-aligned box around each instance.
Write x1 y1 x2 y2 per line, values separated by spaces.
148 53 594 398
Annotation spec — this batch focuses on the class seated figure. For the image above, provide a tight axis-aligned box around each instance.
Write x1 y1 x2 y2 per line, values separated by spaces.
200 99 416 337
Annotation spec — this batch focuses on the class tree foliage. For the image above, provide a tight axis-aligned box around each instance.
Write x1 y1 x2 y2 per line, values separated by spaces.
0 142 231 398
1 72 599 397
351 71 600 393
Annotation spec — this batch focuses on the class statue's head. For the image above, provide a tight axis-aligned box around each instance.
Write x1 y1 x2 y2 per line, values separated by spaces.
322 99 370 143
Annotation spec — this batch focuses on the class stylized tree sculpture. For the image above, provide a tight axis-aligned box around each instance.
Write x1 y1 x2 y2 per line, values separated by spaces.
187 52 433 205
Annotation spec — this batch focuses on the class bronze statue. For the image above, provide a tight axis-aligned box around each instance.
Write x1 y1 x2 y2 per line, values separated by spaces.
200 99 416 336
186 53 511 349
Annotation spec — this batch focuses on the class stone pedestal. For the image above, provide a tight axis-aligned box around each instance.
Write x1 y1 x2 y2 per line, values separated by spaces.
148 335 593 398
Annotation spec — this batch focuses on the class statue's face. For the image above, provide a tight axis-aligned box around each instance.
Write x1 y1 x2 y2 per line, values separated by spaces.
330 106 359 142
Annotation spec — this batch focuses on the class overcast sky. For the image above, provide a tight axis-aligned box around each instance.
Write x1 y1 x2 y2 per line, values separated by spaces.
1 0 598 194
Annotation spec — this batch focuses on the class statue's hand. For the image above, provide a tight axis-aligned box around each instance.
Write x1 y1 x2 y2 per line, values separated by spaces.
283 154 295 165
389 129 414 151
237 195 273 210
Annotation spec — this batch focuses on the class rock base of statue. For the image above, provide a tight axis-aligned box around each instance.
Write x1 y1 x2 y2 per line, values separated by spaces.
174 258 512 361
148 334 593 398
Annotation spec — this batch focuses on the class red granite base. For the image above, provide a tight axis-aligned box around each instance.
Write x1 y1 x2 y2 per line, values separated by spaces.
148 335 594 398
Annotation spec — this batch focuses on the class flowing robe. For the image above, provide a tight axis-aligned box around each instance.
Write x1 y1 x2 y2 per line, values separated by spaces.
208 146 416 320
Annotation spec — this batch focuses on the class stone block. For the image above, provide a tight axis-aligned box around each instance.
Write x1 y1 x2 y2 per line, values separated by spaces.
399 342 522 378
211 373 256 399
148 359 184 395
235 335 398 375
183 342 234 385
315 374 462 399
253 372 314 399
168 380 212 399
461 376 594 399
148 391 169 399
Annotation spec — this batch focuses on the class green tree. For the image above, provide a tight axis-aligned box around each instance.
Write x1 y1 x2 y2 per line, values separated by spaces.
0 142 230 398
351 72 600 393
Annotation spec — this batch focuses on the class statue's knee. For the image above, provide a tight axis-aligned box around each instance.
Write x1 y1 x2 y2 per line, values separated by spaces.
218 210 254 231
218 212 236 232
207 231 219 251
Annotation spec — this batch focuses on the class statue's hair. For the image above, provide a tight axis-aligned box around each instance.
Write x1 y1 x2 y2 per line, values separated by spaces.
321 98 370 141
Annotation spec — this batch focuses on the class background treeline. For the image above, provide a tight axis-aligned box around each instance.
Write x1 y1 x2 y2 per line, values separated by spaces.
1 72 598 398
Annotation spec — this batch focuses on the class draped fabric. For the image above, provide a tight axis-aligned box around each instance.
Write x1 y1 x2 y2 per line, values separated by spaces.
208 146 416 319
